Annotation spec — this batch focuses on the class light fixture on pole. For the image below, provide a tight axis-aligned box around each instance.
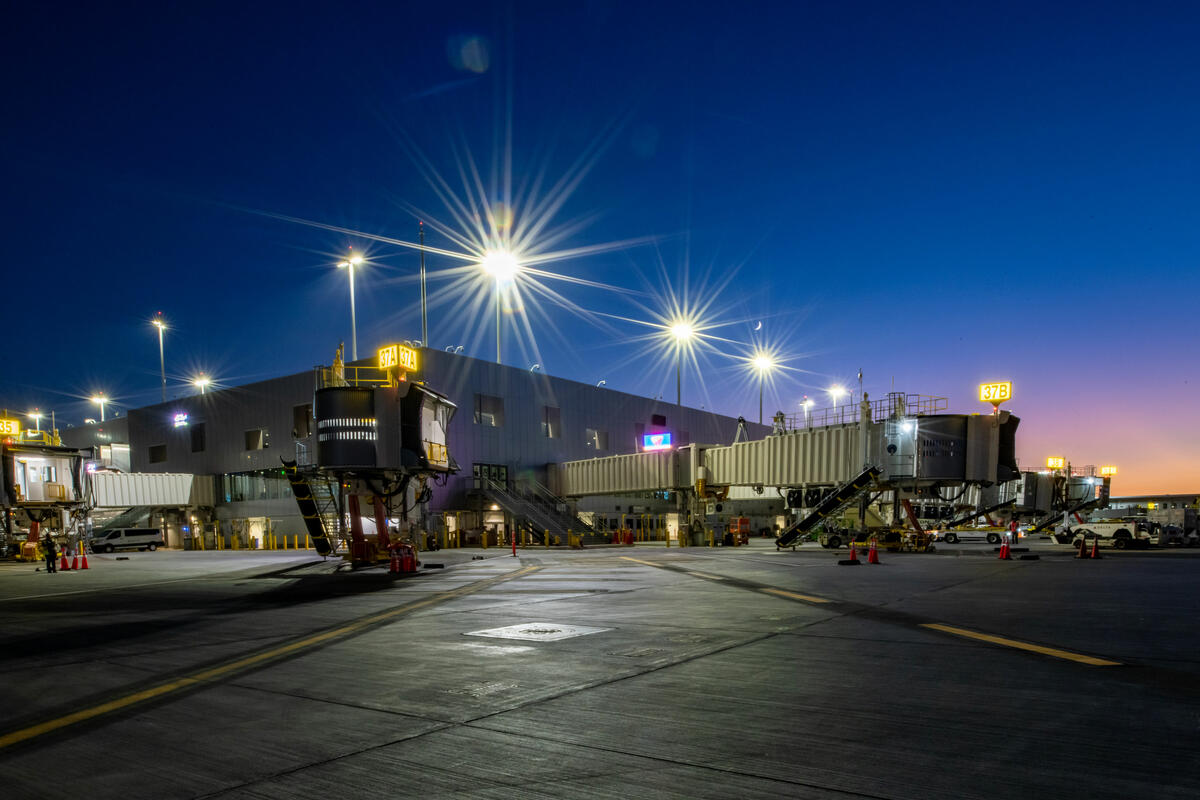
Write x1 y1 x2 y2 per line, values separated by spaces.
151 313 167 402
28 409 42 434
91 394 109 422
670 320 694 406
480 249 519 364
193 375 211 394
829 385 847 420
751 353 775 425
802 396 813 427
336 252 365 361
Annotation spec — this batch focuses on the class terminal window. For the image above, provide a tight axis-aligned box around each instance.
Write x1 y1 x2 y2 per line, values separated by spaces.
244 429 269 450
148 444 167 464
542 406 561 438
292 404 312 438
474 394 505 427
586 428 609 451
191 423 206 453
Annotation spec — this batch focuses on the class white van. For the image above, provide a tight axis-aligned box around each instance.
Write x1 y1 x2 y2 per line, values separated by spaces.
92 528 165 553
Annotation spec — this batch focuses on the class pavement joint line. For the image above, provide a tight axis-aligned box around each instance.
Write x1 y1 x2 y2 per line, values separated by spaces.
920 623 1122 666
617 554 1129 670
0 575 240 603
0 565 541 751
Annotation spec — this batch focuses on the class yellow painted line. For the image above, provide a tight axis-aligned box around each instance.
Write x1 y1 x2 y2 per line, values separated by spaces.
920 623 1121 666
686 571 724 580
761 587 831 604
0 565 540 750
619 556 662 568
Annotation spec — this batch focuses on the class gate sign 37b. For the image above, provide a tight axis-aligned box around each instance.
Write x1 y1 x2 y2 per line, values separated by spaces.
978 381 1012 405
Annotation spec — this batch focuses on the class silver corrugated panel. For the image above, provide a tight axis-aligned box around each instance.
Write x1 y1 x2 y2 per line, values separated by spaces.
91 473 197 507
705 425 862 487
190 475 217 506
560 450 679 496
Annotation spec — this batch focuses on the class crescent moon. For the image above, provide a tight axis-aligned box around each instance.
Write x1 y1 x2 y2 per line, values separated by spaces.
754 321 762 331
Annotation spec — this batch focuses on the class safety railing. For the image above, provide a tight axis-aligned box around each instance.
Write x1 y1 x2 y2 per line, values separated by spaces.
781 393 948 431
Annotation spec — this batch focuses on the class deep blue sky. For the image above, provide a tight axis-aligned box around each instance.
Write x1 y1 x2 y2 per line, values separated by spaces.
3 1 1199 490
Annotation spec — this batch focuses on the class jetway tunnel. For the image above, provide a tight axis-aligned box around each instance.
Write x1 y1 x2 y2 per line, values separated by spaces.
555 411 1020 498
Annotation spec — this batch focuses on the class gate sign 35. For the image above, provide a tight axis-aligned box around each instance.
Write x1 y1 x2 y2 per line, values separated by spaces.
978 381 1012 404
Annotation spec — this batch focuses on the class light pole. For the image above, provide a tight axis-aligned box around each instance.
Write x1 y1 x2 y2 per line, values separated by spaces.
193 375 211 394
481 250 519 364
670 321 694 406
419 222 428 352
28 409 42 434
752 354 774 425
829 385 846 422
151 313 166 402
336 253 364 361
91 395 108 422
802 396 813 427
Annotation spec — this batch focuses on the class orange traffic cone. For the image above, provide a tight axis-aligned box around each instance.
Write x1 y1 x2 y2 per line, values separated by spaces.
71 553 79 570
867 539 880 564
1090 538 1102 560
80 551 89 570
60 554 70 571
1075 538 1087 559
848 542 857 561
389 550 399 573
998 540 1011 560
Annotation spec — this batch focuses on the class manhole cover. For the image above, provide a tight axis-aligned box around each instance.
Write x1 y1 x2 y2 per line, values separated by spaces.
465 622 612 642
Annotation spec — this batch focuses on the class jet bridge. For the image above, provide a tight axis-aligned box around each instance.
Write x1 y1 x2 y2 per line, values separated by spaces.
559 409 1019 496
556 394 1020 543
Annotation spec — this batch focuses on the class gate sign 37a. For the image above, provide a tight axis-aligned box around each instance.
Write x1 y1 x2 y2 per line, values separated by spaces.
978 381 1012 405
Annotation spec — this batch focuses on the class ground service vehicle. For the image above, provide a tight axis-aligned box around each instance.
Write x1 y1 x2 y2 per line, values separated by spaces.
1060 518 1152 549
91 528 165 552
935 526 1004 545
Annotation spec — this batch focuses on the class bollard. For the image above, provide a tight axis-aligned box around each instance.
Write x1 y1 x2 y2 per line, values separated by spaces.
545 529 550 549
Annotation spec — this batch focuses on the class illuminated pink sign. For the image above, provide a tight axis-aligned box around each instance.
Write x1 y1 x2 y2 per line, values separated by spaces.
642 433 672 451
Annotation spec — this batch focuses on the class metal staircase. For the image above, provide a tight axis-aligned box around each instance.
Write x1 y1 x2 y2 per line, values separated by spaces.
776 466 882 548
477 476 598 543
282 459 341 555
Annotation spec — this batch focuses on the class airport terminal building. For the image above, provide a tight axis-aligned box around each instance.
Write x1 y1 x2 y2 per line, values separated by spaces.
64 348 771 546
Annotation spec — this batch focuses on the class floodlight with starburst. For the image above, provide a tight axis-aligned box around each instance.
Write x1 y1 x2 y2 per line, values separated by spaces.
481 250 520 282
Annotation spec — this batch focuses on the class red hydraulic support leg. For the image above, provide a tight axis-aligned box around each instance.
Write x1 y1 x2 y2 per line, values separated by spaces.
373 496 391 552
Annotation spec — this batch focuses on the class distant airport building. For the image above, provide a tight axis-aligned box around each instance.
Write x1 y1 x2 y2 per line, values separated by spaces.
1107 494 1199 512
65 349 773 546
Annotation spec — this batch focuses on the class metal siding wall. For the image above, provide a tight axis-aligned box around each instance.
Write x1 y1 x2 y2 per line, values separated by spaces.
91 473 195 507
701 425 861 488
